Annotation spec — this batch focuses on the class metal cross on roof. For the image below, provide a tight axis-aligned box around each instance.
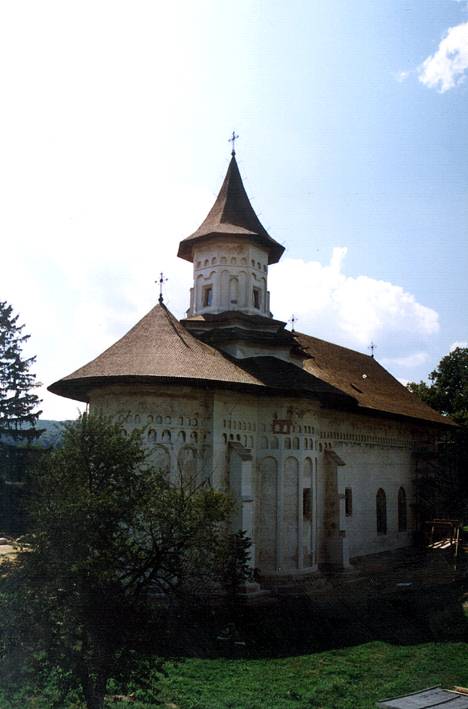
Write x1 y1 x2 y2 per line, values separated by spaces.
228 131 239 156
368 341 377 358
156 272 168 304
288 314 298 333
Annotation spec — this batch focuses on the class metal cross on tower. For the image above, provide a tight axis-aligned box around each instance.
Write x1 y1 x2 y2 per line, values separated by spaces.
288 314 298 333
156 272 168 304
368 341 377 358
228 131 239 156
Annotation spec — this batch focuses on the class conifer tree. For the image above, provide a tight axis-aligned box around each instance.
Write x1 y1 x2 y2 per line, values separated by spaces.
0 300 42 441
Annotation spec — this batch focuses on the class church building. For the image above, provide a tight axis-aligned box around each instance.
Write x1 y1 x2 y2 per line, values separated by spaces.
49 149 448 578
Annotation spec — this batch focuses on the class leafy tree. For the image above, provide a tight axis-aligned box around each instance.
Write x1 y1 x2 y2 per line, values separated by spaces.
219 529 253 605
408 347 468 519
0 300 42 441
0 414 246 709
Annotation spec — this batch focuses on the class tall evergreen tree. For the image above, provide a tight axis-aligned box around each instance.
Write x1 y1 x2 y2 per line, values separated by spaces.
0 300 42 441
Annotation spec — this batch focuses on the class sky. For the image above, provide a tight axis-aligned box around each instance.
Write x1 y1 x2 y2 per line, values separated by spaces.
0 0 467 420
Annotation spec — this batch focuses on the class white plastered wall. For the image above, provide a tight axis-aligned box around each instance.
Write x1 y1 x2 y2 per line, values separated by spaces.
187 239 271 318
89 383 429 577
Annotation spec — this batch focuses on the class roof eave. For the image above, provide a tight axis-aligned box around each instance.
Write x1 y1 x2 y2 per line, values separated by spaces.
47 374 267 403
177 231 284 264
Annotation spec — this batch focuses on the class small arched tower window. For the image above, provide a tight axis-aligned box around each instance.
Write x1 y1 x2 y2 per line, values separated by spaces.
253 287 261 309
376 488 387 535
229 277 239 304
203 285 213 307
398 487 407 532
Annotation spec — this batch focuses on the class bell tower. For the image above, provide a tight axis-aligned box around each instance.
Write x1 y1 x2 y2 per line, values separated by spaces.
177 150 284 320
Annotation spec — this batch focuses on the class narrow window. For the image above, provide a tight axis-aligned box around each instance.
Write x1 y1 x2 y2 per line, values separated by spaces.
303 488 312 519
253 288 261 309
376 488 387 535
229 277 239 304
398 487 407 532
203 286 213 306
345 487 353 516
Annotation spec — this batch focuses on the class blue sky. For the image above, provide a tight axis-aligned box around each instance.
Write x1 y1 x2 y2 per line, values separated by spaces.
1 0 467 419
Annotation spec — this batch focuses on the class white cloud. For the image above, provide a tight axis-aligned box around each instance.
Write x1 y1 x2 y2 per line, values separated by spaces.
394 69 411 83
270 248 439 347
450 340 468 351
418 21 468 92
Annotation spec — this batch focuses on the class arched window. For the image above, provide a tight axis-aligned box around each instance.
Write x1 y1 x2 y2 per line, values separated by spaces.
229 277 239 304
376 488 387 535
147 429 157 442
202 285 213 307
398 487 407 532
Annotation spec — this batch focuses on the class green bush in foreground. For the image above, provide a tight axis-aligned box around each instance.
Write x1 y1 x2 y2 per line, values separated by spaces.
0 414 243 709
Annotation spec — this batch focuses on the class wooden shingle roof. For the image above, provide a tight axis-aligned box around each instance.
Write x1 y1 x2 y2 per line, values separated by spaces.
177 155 284 264
294 331 450 426
48 303 264 402
49 304 450 427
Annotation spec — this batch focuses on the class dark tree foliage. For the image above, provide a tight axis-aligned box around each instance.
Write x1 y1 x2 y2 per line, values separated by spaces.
0 414 250 709
408 347 468 520
0 300 42 441
218 529 253 605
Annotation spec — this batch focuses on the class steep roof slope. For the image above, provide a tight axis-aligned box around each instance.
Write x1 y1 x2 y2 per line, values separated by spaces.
48 303 264 402
178 155 284 264
48 304 450 427
295 332 450 426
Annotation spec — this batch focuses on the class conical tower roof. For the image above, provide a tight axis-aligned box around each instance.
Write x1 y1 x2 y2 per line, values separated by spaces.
178 155 284 264
48 302 264 402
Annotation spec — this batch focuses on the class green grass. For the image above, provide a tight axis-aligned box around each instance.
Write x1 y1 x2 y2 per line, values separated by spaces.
151 642 468 709
0 641 467 708
2 584 467 708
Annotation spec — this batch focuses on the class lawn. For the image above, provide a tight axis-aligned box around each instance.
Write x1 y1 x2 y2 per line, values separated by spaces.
3 640 466 709
153 641 468 709
1 582 466 708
